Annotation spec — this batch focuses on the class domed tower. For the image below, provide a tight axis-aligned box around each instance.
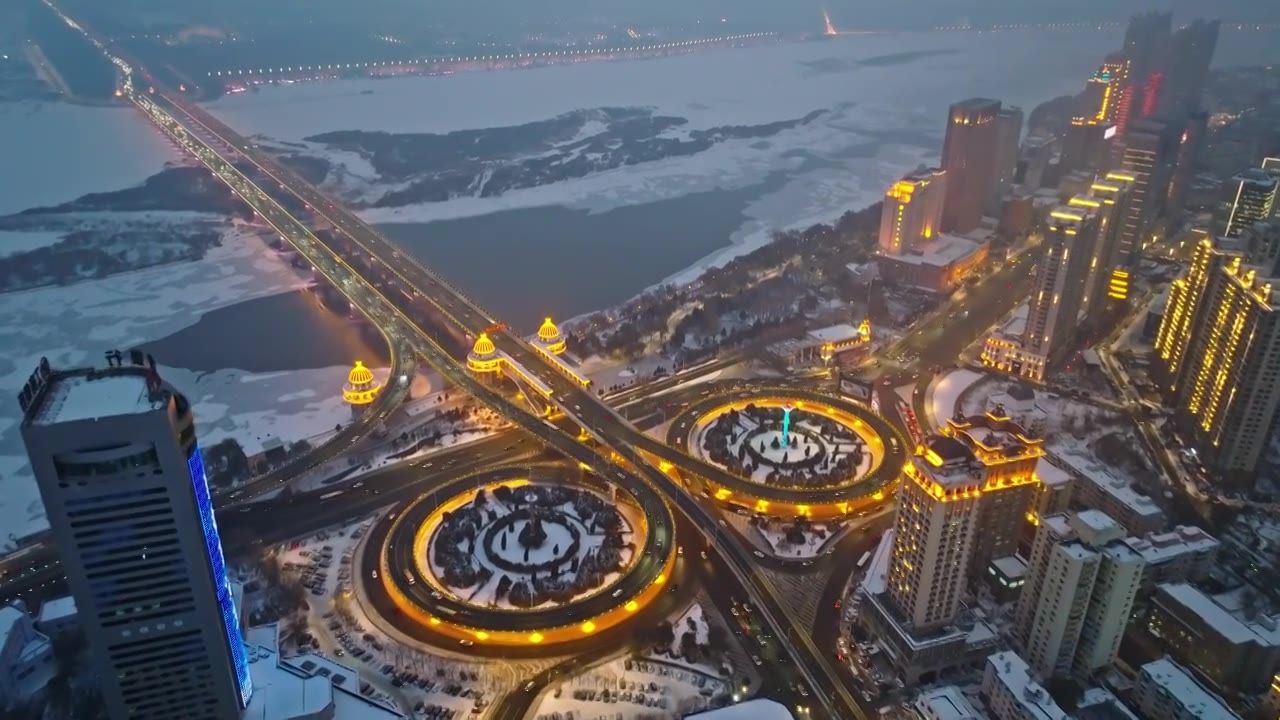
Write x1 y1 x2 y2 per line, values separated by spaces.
467 333 502 379
535 317 566 355
342 360 382 417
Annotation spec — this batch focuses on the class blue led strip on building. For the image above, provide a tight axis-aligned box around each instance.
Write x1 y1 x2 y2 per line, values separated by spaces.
189 446 254 708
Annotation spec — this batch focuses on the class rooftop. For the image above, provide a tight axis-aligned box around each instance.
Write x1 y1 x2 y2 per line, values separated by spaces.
36 596 77 624
914 686 983 719
686 698 794 719
1058 452 1165 523
1156 582 1280 647
1138 658 1239 719
985 650 1068 720
807 324 865 345
882 234 985 267
1076 687 1141 720
1124 526 1218 565
27 366 166 426
1035 457 1073 488
991 555 1028 580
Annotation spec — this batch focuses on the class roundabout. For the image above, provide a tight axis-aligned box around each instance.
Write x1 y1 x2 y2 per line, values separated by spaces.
373 464 676 650
665 383 909 520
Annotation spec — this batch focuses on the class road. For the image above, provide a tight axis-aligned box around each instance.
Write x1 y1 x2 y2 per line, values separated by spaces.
146 88 866 719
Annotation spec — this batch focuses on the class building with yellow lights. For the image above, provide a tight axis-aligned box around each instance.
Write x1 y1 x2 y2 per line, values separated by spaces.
879 169 947 256
1224 169 1278 239
534 317 567 355
878 234 989 294
1074 54 1134 135
1114 119 1182 267
982 198 1107 381
856 421 1040 684
341 361 382 417
1153 236 1280 486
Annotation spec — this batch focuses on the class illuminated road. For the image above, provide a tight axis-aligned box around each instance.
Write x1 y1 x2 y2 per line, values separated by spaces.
146 90 866 718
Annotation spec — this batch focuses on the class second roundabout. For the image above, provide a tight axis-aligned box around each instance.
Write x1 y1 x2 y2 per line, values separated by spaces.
663 382 910 520
372 464 676 650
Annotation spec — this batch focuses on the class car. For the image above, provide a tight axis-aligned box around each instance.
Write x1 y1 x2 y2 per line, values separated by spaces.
752 655 763 666
525 682 537 692
677 546 684 556
752 550 765 559
459 639 474 647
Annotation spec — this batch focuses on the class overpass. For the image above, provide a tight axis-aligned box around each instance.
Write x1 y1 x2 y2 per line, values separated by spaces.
145 93 864 718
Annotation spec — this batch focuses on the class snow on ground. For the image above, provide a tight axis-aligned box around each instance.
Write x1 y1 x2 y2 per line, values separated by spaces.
0 231 63 258
425 485 645 611
672 603 710 648
579 353 673 391
756 521 841 560
206 30 1128 288
534 653 730 720
925 369 984 430
0 102 180 217
692 405 875 487
0 225 354 548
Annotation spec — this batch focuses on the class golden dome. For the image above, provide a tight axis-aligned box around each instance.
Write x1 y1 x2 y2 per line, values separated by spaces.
472 333 496 356
537 317 561 342
348 360 374 386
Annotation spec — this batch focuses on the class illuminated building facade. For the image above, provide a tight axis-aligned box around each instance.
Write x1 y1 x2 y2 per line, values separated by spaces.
1224 169 1278 238
18 357 251 720
1013 511 1143 680
1075 54 1133 135
887 419 1041 632
1025 203 1104 375
341 360 382 417
1122 12 1173 120
878 168 946 255
1115 119 1182 266
941 98 1003 234
1154 237 1280 485
1085 175 1137 307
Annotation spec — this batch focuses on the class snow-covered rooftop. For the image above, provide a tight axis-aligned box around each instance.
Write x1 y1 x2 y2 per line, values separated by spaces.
1123 526 1218 565
807 324 863 344
1035 457 1073 487
36 595 76 624
1076 687 1140 720
991 555 1027 580
1058 452 1163 521
686 698 794 719
30 369 164 425
242 623 403 720
914 686 983 719
1138 658 1238 720
1156 583 1280 647
860 528 894 595
984 651 1068 720
0 604 25 651
886 234 985 267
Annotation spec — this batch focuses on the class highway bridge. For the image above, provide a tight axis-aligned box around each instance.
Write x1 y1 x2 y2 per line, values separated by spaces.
135 90 867 718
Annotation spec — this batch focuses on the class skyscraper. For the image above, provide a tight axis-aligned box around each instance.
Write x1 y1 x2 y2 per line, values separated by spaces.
941 98 1002 234
1013 511 1144 680
1123 12 1173 119
1154 237 1280 486
18 356 251 720
878 168 947 255
1060 122 1116 178
887 425 1040 632
1084 174 1137 308
1077 54 1134 135
1224 169 1279 238
1021 202 1105 374
1161 19 1221 116
991 106 1024 210
1114 119 1182 266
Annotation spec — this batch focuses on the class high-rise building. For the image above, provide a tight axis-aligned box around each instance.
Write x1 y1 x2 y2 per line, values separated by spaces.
1076 55 1134 135
1021 202 1105 372
18 356 251 720
1166 111 1208 217
1161 19 1221 116
1114 119 1182 266
878 168 947 255
1060 122 1116 178
1153 237 1280 486
941 98 1002 234
1122 12 1173 119
992 106 1024 210
887 423 1041 633
1085 174 1137 307
1013 511 1144 680
1224 169 1279 238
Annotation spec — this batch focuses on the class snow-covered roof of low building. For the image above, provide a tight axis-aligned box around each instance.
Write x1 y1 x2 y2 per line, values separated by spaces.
1035 457 1073 487
686 698 794 719
242 623 403 720
985 651 1068 719
914 686 983 719
1058 452 1164 523
1 604 26 650
36 596 77 624
885 234 985 267
1123 526 1218 565
1138 659 1239 719
1156 583 1280 647
807 324 863 344
991 555 1027 580
1076 687 1140 720
860 528 894 595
